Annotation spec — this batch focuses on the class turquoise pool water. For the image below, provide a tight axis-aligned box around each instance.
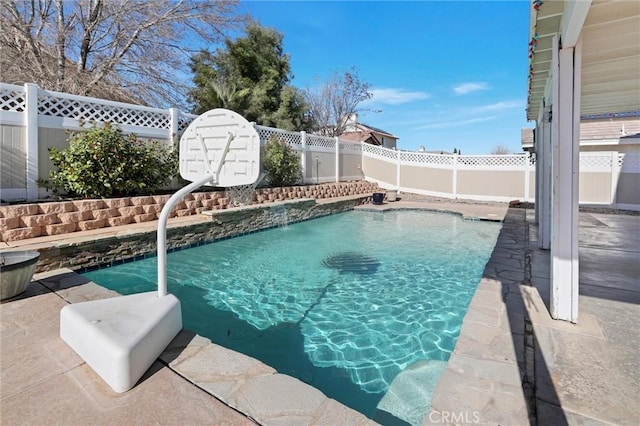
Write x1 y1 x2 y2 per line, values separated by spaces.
83 210 501 419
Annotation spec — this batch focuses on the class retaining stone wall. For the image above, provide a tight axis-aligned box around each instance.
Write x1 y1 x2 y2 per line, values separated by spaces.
33 196 369 273
0 181 379 242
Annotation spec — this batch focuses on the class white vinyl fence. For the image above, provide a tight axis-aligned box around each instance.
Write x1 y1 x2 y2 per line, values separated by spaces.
2 83 639 210
1 82 195 200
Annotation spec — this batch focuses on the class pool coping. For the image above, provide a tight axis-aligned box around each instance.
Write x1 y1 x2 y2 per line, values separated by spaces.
355 200 507 222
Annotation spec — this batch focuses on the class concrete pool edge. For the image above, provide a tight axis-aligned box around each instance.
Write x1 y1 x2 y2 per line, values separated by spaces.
354 200 507 222
427 206 531 424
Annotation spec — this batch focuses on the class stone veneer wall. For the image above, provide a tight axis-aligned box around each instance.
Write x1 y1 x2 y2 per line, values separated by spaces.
0 181 379 242
32 196 370 273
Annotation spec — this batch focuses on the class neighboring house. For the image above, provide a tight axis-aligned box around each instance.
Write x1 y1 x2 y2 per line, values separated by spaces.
521 115 640 154
340 113 399 149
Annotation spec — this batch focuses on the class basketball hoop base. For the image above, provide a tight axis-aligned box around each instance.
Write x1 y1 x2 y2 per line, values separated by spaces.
60 292 182 393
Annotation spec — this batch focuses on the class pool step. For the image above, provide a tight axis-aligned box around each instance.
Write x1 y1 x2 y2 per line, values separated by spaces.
374 359 448 426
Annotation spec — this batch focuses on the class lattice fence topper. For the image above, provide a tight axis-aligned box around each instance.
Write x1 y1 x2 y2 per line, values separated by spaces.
38 91 171 129
400 152 454 166
0 84 26 112
361 143 397 160
306 134 336 152
579 153 614 172
178 113 197 133
339 141 363 153
255 125 303 149
457 155 527 168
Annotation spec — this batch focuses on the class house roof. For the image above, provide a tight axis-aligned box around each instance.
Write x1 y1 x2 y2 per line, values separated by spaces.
521 116 640 148
580 116 640 140
526 0 640 121
340 131 382 145
357 123 398 139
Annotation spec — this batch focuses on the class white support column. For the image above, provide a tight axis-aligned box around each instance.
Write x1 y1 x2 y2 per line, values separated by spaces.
300 131 307 184
550 36 581 323
335 137 340 182
534 124 540 221
25 83 39 201
539 106 552 249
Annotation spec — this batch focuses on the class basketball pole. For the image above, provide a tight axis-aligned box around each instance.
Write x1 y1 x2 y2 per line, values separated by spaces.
156 174 214 297
157 131 236 297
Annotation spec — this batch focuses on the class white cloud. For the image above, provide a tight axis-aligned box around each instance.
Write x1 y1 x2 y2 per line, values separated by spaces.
467 100 525 113
453 82 490 95
368 88 431 105
416 116 498 130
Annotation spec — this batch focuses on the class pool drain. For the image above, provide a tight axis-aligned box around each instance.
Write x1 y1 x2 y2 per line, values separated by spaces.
321 251 381 275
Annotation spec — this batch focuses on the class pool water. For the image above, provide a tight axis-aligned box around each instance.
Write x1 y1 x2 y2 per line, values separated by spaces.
83 210 501 419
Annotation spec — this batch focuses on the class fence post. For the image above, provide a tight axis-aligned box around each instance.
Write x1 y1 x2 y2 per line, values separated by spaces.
610 151 619 206
25 83 39 201
169 108 179 148
396 149 401 190
452 153 458 199
301 131 307 184
335 136 340 182
524 151 531 201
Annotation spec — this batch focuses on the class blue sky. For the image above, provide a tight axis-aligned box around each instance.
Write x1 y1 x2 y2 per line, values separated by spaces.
237 0 533 154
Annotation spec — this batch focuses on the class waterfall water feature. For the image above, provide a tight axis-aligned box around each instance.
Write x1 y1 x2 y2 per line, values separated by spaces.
270 203 289 228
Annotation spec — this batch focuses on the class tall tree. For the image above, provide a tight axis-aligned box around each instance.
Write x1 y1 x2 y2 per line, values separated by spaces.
188 21 310 130
0 0 245 107
304 68 372 137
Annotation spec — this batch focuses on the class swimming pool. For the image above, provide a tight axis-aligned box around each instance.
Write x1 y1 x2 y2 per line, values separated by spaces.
84 210 501 420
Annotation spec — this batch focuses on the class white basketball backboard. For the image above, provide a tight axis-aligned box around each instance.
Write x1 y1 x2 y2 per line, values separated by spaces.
179 109 261 187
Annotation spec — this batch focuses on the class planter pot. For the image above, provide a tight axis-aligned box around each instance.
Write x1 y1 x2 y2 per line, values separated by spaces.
372 192 384 205
1 250 40 300
386 189 397 202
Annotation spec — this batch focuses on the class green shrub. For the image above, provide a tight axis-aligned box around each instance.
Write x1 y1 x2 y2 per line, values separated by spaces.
48 123 177 198
263 135 302 187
